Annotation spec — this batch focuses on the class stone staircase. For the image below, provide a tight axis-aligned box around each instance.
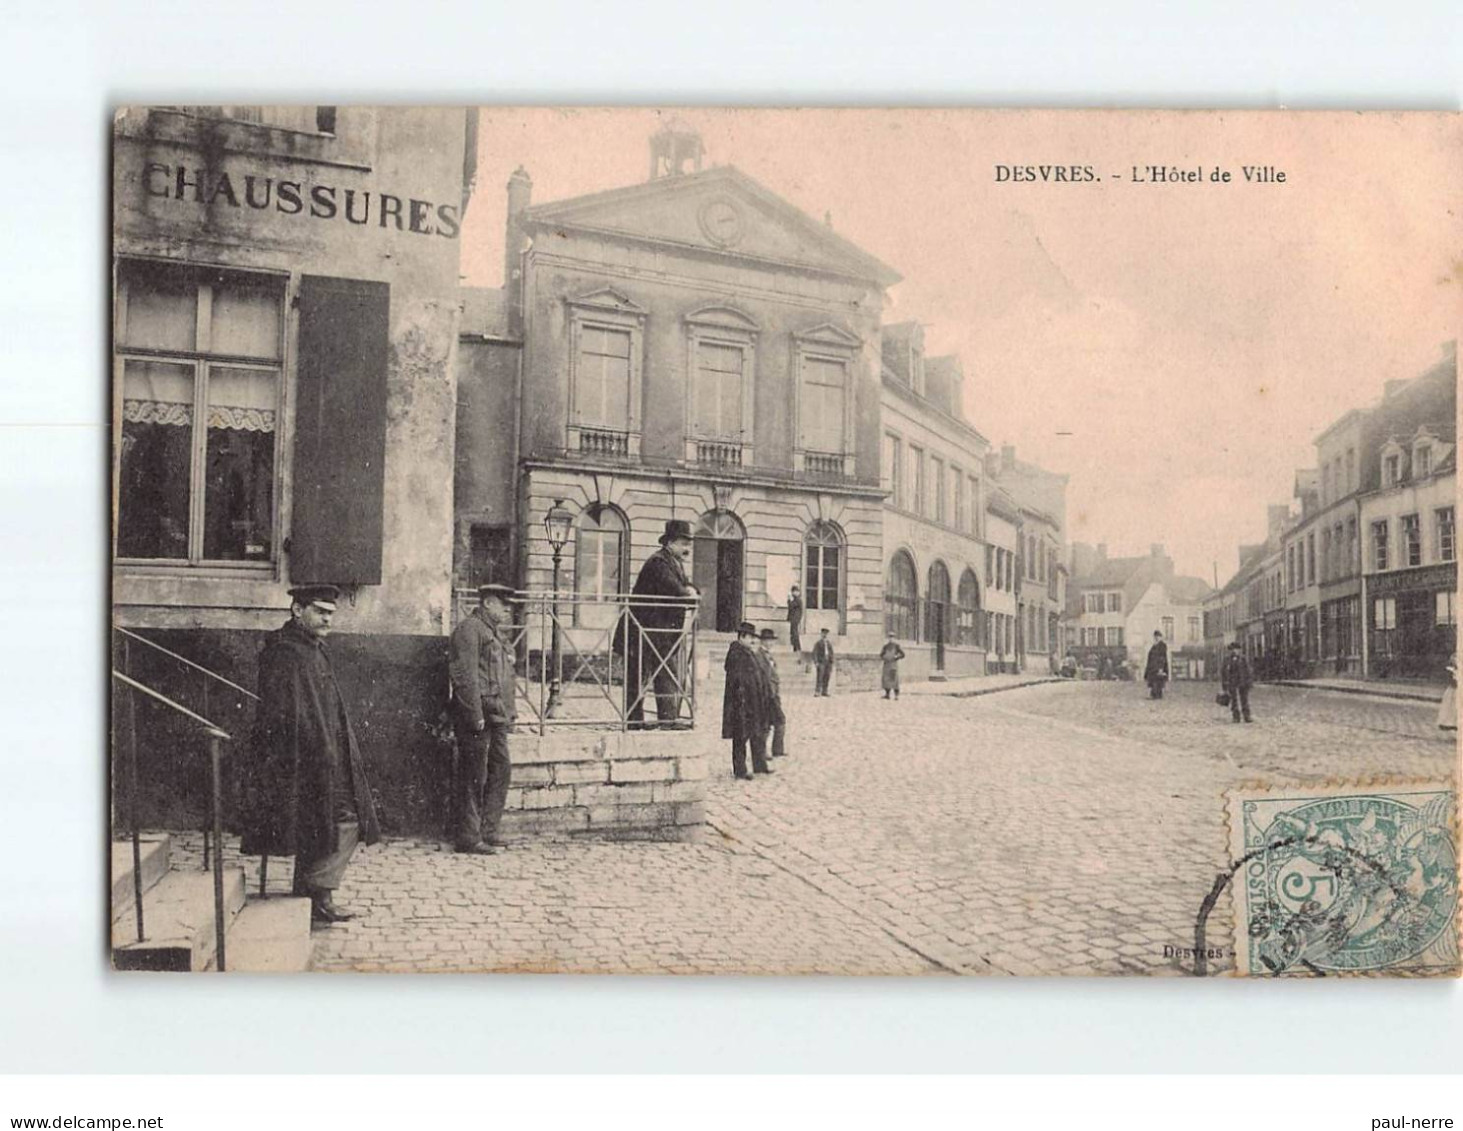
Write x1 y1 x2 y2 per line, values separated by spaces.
696 636 827 698
111 834 313 973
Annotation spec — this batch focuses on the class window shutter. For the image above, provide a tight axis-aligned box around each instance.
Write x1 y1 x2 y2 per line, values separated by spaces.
290 275 390 585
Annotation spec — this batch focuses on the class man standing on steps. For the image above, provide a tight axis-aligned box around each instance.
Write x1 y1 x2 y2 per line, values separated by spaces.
787 584 804 654
449 583 519 855
811 627 835 696
241 585 380 928
617 519 700 729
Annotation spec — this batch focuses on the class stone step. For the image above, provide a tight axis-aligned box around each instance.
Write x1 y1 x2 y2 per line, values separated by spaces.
112 866 246 972
110 834 172 925
223 897 314 973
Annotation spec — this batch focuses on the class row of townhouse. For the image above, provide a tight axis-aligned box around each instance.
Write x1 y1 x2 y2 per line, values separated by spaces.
1204 344 1457 682
1066 543 1213 676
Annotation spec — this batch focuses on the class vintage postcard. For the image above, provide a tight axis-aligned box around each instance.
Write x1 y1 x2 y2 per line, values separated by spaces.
109 106 1459 975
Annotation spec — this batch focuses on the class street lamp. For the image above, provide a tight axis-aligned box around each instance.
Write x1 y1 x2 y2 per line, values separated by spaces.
543 498 574 717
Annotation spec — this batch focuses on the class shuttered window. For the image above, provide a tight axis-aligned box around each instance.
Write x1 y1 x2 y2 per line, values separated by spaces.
291 275 390 585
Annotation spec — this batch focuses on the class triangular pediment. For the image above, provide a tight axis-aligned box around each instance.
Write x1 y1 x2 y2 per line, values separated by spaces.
522 166 901 286
566 286 647 316
794 321 862 349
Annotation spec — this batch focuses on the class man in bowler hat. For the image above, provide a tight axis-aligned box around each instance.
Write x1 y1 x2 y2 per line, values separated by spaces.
240 584 380 926
724 621 775 779
757 627 788 758
617 519 700 728
448 583 518 854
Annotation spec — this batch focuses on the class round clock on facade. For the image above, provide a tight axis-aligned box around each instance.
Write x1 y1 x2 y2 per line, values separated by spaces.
698 197 746 248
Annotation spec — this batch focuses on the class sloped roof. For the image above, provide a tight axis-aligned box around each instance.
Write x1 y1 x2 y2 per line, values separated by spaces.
519 164 902 287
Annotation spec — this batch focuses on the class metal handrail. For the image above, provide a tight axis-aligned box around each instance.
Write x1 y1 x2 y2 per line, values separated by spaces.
114 625 259 702
111 667 232 973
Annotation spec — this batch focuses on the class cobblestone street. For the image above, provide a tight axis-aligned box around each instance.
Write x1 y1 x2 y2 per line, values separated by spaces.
300 679 1455 976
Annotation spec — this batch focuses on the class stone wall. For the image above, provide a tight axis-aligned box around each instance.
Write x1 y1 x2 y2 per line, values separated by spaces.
500 729 707 842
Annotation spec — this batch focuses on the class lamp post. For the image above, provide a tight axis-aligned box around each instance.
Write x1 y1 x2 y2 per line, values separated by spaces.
543 498 573 717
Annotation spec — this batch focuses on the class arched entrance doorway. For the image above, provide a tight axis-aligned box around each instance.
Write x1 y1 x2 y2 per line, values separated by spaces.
693 509 745 633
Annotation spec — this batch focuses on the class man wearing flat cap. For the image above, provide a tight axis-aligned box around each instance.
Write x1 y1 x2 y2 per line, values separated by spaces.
448 583 518 854
240 585 380 926
617 519 700 728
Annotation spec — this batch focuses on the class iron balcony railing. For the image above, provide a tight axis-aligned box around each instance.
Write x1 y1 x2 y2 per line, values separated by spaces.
452 589 699 734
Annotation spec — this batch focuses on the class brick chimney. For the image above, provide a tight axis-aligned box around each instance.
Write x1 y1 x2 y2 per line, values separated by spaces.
504 165 532 290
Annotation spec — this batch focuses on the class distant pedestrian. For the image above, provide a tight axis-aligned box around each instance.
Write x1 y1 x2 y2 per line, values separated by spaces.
758 628 788 757
1144 630 1169 700
811 627 835 696
241 585 381 927
787 585 804 654
448 583 519 854
724 621 775 779
1438 653 1457 731
880 632 906 699
1220 640 1253 723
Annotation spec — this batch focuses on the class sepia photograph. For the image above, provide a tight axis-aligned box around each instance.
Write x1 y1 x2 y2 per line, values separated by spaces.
109 106 1459 976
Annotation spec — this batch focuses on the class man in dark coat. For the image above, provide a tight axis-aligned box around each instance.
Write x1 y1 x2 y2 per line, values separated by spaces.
787 585 804 654
1144 630 1170 699
757 628 788 758
723 621 774 779
1221 640 1254 723
448 583 518 855
241 585 380 926
617 519 699 728
811 627 835 697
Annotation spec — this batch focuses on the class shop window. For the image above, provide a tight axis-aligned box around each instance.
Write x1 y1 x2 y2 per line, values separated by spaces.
1402 513 1422 567
926 560 952 644
115 260 283 566
885 550 919 641
804 522 843 611
1436 590 1456 627
1436 507 1455 563
957 568 981 646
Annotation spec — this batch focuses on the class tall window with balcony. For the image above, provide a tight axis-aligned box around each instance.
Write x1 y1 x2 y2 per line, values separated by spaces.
567 288 645 459
793 323 859 478
115 260 282 566
685 304 757 468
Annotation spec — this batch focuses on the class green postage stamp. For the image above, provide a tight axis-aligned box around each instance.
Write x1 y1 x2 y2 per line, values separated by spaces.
1227 781 1459 976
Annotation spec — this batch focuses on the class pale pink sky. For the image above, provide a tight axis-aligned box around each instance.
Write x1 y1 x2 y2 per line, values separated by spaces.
460 108 1459 583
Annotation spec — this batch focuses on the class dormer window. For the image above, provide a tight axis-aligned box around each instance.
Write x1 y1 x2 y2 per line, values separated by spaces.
1380 441 1403 488
1412 428 1437 480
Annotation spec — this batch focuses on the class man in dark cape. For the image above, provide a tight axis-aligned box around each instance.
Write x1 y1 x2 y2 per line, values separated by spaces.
723 621 774 779
1144 630 1170 700
616 519 699 728
239 585 380 925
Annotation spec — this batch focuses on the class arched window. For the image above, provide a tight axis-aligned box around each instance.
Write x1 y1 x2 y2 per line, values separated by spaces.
574 504 629 625
926 560 952 644
957 568 982 646
886 550 919 640
804 521 843 611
